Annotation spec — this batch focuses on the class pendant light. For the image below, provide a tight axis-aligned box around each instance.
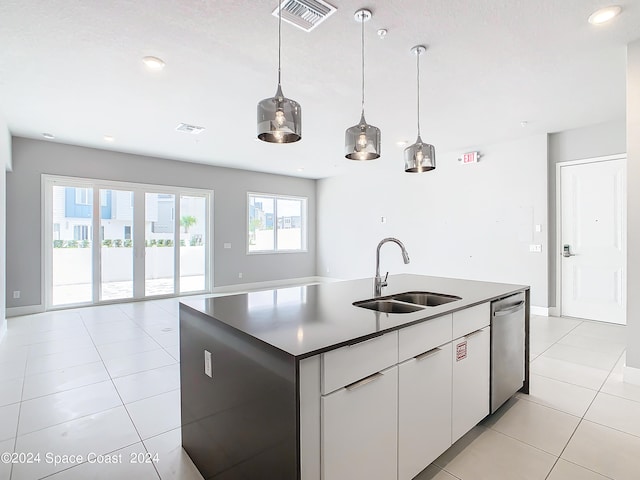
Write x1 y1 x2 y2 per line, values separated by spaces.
257 1 301 143
404 45 435 173
345 9 381 160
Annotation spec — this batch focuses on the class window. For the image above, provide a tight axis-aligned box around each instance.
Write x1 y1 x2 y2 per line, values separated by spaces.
248 193 307 252
75 188 92 205
74 225 90 241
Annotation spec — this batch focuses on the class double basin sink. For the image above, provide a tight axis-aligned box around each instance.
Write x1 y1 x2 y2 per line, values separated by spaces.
354 291 461 314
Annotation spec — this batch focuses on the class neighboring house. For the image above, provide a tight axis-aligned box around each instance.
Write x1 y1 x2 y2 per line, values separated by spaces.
52 188 205 243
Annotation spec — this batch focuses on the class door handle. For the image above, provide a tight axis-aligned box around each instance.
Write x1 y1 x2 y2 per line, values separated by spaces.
345 372 383 391
562 244 576 257
494 301 525 317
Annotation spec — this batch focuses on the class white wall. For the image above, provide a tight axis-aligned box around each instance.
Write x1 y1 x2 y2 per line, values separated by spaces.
6 138 316 309
0 114 10 342
317 134 549 307
547 120 627 306
627 39 640 373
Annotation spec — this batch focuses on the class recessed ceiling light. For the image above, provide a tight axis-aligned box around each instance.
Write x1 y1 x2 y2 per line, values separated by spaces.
520 121 528 127
396 140 408 147
42 133 55 140
588 5 622 25
297 167 305 172
377 29 388 39
104 135 115 142
142 56 165 70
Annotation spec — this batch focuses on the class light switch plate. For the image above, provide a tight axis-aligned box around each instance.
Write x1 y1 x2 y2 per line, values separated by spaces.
223 243 231 249
529 244 542 253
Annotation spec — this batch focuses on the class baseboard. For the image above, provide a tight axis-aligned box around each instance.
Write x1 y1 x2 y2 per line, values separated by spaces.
623 365 640 386
530 306 549 316
6 304 45 317
548 306 560 317
212 276 341 294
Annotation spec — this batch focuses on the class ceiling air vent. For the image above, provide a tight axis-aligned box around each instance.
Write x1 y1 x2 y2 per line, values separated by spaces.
176 123 205 135
272 0 337 32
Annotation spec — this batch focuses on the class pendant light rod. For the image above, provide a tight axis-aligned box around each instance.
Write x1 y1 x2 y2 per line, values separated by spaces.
354 9 372 116
360 10 365 113
277 0 282 86
410 45 426 137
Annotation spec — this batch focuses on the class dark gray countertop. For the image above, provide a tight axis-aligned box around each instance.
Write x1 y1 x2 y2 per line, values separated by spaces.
180 274 528 359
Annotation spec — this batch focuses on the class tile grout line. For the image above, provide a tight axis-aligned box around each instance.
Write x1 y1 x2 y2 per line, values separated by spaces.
542 334 627 480
9 341 30 480
93 304 178 480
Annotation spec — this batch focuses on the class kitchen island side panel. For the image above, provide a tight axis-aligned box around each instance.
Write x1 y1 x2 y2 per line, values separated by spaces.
180 305 298 480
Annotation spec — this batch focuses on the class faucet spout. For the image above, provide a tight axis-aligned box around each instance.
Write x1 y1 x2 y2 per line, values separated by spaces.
374 237 410 296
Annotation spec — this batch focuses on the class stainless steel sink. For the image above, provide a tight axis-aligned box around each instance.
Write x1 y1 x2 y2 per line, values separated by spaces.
389 291 461 306
353 300 424 314
353 290 461 313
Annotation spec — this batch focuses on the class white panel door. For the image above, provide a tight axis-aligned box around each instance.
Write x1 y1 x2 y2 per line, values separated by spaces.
560 158 626 324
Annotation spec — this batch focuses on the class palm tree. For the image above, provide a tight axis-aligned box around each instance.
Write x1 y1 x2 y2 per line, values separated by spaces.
180 215 197 234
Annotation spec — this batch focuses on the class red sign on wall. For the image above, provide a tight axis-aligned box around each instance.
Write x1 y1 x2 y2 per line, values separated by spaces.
456 341 468 361
462 151 479 164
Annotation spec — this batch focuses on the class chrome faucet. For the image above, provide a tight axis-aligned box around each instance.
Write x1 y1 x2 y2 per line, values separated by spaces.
374 237 410 296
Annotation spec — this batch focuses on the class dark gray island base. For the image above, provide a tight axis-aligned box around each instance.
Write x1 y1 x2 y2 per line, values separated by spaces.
179 274 530 480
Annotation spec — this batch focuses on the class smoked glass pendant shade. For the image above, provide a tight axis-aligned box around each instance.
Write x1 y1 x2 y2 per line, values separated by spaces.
257 84 302 143
345 113 381 160
404 135 435 172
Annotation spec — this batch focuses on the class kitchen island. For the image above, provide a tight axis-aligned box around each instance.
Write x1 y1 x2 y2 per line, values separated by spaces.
179 274 530 480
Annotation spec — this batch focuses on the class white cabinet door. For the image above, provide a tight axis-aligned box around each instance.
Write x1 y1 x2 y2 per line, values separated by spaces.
321 366 398 480
451 326 490 443
398 343 452 480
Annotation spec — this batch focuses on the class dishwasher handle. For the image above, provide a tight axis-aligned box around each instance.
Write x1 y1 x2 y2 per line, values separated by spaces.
493 300 525 317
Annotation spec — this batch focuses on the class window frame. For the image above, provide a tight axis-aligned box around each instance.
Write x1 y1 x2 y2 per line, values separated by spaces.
247 192 308 254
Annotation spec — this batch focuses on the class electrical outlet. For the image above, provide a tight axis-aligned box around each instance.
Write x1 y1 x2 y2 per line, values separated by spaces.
238 272 243 279
204 350 212 378
223 243 231 249
529 244 542 253
13 291 20 299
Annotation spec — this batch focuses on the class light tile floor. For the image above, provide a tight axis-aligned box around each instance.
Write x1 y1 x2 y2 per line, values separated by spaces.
0 301 635 480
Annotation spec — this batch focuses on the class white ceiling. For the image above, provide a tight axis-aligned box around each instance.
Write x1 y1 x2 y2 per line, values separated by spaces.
0 1 637 179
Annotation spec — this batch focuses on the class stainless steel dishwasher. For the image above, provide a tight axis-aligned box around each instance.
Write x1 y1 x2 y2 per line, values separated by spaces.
491 292 526 413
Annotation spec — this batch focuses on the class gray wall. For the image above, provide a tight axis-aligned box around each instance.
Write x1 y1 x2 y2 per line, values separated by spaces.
6 138 316 309
317 134 549 307
627 39 640 370
547 120 627 306
0 115 9 339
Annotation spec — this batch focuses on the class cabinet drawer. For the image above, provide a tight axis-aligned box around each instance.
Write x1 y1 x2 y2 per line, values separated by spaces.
452 302 490 338
452 325 490 443
322 331 398 395
398 314 452 363
322 365 398 480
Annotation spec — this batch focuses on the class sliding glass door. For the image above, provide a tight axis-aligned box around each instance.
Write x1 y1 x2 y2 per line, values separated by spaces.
144 193 176 297
51 184 94 306
100 188 135 301
45 176 211 308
